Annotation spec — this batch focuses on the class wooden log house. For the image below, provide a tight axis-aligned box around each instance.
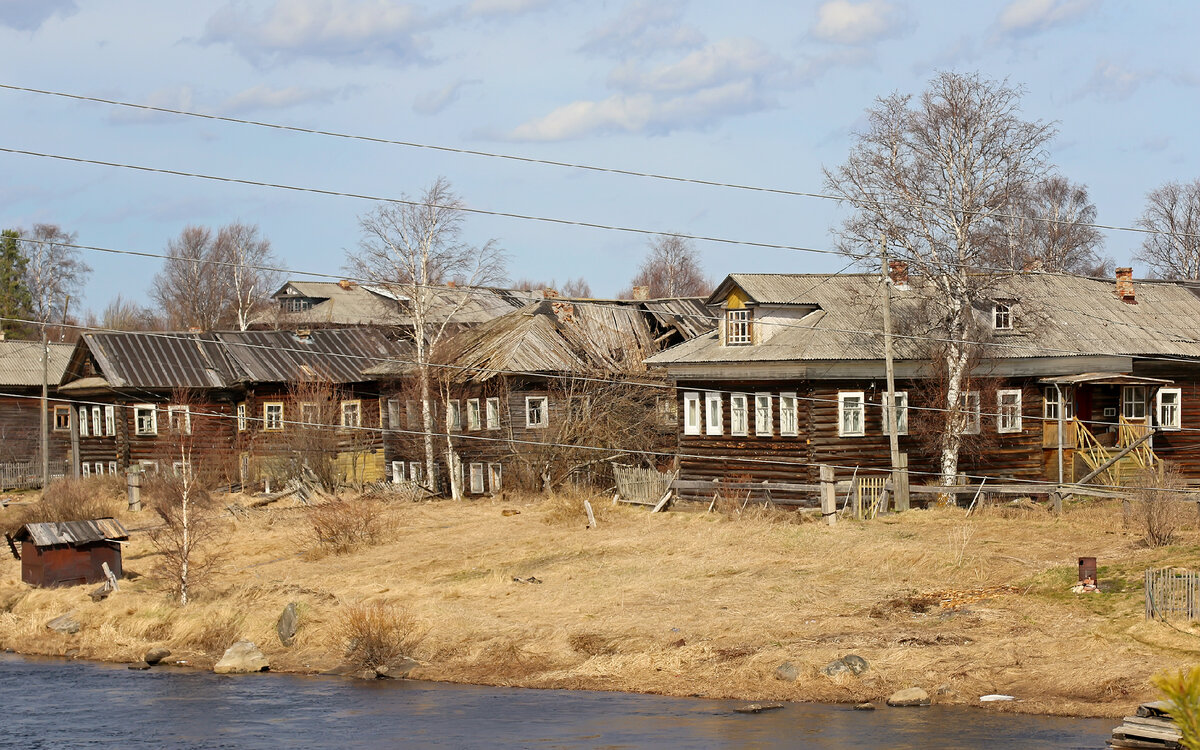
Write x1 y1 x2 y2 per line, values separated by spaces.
645 269 1200 502
0 339 74 488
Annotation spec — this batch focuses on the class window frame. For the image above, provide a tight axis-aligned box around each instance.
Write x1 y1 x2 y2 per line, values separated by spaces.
488 462 502 493
409 462 424 483
963 391 981 435
263 402 284 431
105 405 115 436
392 460 405 484
446 399 462 431
341 399 362 429
134 404 157 436
486 397 501 430
1043 386 1076 421
997 389 1023 434
993 302 1012 330
237 402 247 432
525 396 548 429
683 392 701 436
1157 387 1182 430
91 406 102 437
81 462 90 477
78 406 89 437
1122 385 1147 421
469 462 485 494
726 308 752 346
386 399 400 430
94 462 104 476
705 391 723 435
779 392 798 436
754 392 773 436
881 391 909 436
167 405 191 435
467 398 481 430
729 393 749 436
837 391 865 437
53 405 70 432
108 461 117 475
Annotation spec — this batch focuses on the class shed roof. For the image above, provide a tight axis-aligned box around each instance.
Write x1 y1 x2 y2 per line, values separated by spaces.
76 332 233 389
217 328 408 383
0 340 74 387
15 518 129 547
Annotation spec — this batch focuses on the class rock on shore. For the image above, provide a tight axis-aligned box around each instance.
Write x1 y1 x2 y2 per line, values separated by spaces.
213 641 269 674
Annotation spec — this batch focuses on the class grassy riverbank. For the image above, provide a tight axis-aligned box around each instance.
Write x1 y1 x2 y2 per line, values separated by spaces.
0 485 1197 718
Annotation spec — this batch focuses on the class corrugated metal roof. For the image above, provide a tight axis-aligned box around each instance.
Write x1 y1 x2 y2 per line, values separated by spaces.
83 332 233 389
16 518 129 547
0 340 73 387
649 272 1200 366
257 281 538 327
217 328 408 383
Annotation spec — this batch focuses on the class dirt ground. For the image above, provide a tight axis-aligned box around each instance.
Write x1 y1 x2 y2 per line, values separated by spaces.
1 486 1198 718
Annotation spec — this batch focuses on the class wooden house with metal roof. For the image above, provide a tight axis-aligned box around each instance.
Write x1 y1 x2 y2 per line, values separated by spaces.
13 518 129 587
0 339 75 488
646 268 1200 502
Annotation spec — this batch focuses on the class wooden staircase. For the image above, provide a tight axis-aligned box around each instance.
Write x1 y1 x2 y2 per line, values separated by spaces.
1074 416 1161 486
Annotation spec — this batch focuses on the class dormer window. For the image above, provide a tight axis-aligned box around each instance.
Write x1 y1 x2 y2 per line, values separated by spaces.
993 302 1012 330
282 297 313 313
726 309 752 345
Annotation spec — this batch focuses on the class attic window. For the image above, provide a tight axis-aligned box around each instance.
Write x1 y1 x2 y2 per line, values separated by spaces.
726 309 752 345
282 297 313 313
993 302 1012 330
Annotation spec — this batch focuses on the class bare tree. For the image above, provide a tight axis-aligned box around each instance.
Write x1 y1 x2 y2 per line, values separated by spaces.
824 71 1054 490
20 223 91 333
347 178 507 487
511 276 594 298
1134 179 1200 279
997 176 1110 275
97 294 163 331
215 222 280 330
620 235 710 298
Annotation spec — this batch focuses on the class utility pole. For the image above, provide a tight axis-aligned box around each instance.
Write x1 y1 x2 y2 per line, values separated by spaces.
40 329 49 490
880 234 907 511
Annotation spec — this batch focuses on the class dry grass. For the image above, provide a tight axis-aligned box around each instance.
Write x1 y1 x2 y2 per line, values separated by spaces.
6 476 126 533
305 498 393 554
335 601 425 670
0 490 1196 716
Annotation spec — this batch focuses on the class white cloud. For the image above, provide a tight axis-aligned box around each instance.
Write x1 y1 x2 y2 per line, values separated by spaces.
580 0 705 58
412 79 480 115
811 0 906 45
203 0 431 66
107 85 198 123
465 0 552 19
608 38 777 93
0 0 77 31
220 85 340 114
996 0 1096 35
1077 59 1155 100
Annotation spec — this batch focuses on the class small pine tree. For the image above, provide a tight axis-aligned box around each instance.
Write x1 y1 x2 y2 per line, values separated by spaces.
0 230 32 337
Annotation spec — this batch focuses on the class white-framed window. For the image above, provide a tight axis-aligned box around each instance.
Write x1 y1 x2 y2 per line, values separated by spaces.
963 391 981 434
53 405 70 431
341 400 362 428
386 399 400 429
81 462 90 477
488 463 502 493
134 404 157 435
91 406 102 436
729 393 749 436
168 405 191 434
94 462 104 476
108 461 117 475
683 392 701 435
263 402 284 431
78 406 89 437
469 462 485 494
1157 387 1182 430
726 308 751 345
1122 385 1147 421
299 402 319 426
405 400 419 430
486 397 501 430
409 462 424 483
993 302 1012 330
237 402 247 431
705 392 723 435
997 389 1022 433
881 392 909 436
525 396 548 428
755 393 773 436
838 391 865 437
779 392 798 436
105 406 115 436
138 460 159 474
392 461 405 483
1043 386 1076 421
467 399 481 430
172 460 191 478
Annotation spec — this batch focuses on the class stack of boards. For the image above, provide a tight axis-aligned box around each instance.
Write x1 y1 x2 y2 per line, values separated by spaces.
1109 701 1182 749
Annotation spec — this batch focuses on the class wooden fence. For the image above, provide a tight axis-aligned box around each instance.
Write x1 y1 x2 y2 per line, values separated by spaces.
0 460 71 491
1145 568 1200 621
613 465 676 505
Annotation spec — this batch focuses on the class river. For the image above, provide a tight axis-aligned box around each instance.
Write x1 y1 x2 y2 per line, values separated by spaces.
0 654 1115 748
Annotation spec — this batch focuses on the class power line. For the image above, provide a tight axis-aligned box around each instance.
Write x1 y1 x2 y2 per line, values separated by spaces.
3 82 1195 242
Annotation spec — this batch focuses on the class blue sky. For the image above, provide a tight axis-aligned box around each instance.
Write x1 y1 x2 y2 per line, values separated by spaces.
1 0 1197 314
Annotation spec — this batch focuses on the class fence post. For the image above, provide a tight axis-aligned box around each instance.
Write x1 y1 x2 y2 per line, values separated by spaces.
820 465 837 526
895 453 910 511
126 466 141 512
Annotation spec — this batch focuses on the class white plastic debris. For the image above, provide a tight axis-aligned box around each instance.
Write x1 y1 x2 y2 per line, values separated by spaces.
979 694 1015 702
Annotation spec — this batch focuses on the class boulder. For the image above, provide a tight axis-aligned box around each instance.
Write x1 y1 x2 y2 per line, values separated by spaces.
374 656 419 680
887 687 931 707
854 702 876 711
213 641 270 674
46 612 80 635
277 602 299 647
820 659 848 677
144 648 171 665
840 654 870 675
774 661 800 682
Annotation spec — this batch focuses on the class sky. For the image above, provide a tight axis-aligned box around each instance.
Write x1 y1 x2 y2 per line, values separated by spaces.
1 0 1198 316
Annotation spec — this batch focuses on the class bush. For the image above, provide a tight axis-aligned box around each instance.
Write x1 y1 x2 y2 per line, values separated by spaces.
307 499 389 554
1132 467 1188 548
9 476 124 533
336 602 425 670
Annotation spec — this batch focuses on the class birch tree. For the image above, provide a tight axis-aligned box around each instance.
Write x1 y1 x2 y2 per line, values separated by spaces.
347 178 507 493
620 235 709 298
214 222 279 330
1134 178 1200 279
999 176 1109 275
20 223 91 333
824 71 1054 490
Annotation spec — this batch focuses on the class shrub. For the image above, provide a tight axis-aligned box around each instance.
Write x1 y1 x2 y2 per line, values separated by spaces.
336 602 425 670
307 499 389 554
1132 467 1188 548
9 476 124 533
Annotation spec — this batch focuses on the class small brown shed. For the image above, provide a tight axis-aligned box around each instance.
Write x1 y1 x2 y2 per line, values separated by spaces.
13 519 129 587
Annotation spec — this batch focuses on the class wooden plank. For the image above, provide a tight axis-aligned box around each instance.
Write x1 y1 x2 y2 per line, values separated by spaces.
651 489 673 513
820 465 836 526
584 500 596 528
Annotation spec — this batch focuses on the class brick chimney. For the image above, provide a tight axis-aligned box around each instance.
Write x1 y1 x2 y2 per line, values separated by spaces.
888 260 908 286
1115 267 1136 304
632 285 650 300
446 280 456 288
337 279 354 290
543 288 559 299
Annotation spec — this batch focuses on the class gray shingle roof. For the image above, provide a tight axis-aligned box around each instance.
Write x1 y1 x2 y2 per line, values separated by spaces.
0 340 73 387
648 273 1200 366
81 332 233 389
217 328 408 383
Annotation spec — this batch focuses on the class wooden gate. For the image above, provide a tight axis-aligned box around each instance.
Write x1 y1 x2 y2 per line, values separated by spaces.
1145 568 1200 621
